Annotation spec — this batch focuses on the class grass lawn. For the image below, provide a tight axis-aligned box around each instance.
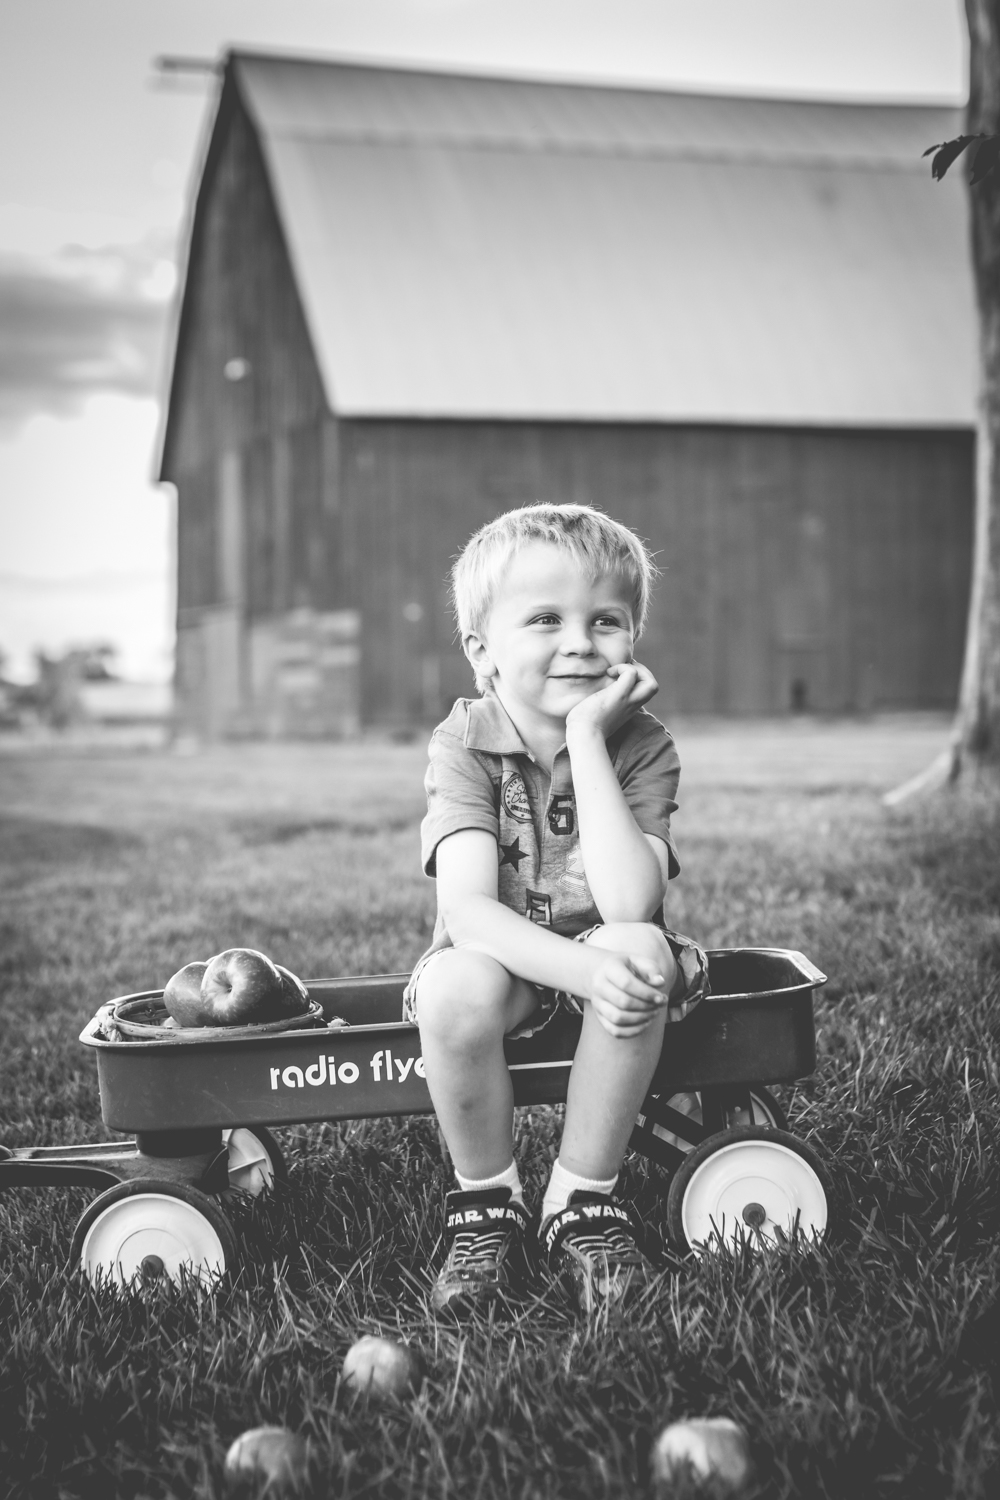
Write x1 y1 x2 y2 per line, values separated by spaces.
0 720 998 1499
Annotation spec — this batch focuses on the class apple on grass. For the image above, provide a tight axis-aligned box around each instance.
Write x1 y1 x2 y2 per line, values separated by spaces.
163 949 310 1027
651 1417 752 1494
223 1426 308 1491
341 1336 423 1404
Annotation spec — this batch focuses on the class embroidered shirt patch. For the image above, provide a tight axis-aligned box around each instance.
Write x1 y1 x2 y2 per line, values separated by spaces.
501 772 532 823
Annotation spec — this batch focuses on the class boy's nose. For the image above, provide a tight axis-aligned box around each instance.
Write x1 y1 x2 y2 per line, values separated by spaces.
560 624 597 655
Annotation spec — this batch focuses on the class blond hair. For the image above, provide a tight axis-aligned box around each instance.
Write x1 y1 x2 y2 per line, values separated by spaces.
452 504 658 691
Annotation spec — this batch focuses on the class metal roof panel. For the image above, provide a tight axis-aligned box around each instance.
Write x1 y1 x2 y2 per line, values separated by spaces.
234 54 976 425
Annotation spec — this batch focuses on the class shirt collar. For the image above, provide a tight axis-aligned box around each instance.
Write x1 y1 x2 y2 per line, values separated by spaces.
461 694 654 761
462 694 531 755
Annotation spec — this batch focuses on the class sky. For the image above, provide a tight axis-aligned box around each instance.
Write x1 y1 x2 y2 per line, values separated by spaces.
0 0 968 682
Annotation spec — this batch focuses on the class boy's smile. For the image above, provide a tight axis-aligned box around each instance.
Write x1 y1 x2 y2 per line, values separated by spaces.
466 542 636 747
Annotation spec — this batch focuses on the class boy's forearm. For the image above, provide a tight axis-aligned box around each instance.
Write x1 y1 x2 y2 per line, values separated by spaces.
566 725 665 920
443 893 596 993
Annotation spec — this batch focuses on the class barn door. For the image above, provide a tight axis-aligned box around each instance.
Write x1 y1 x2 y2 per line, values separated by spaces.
771 511 831 713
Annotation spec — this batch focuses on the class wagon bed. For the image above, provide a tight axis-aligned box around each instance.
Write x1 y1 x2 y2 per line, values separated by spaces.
78 948 822 1133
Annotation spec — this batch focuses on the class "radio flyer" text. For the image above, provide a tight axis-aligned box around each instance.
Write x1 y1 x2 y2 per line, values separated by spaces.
269 1050 426 1090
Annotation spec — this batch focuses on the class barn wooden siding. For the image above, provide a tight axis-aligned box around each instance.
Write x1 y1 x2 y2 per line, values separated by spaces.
163 76 356 736
337 419 973 723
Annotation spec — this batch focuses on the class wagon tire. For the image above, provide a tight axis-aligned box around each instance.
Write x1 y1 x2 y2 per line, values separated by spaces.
734 1085 787 1132
666 1126 835 1255
223 1125 288 1198
70 1178 239 1287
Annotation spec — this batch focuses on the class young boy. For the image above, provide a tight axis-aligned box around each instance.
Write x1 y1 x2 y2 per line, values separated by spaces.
405 504 708 1315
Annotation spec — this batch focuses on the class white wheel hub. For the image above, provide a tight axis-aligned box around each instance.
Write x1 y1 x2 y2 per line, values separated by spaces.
224 1129 275 1196
80 1193 228 1287
681 1139 828 1250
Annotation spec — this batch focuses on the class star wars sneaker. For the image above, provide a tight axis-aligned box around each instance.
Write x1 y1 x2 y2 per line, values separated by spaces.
541 1191 656 1315
431 1187 534 1314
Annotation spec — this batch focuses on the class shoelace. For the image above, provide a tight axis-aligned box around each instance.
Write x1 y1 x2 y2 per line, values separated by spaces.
451 1227 508 1271
563 1225 643 1267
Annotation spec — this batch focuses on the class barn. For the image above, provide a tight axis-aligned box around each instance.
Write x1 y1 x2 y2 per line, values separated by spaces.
159 50 978 737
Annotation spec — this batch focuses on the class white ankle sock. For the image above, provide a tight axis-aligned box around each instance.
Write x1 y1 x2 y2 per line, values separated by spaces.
454 1159 524 1207
542 1159 618 1225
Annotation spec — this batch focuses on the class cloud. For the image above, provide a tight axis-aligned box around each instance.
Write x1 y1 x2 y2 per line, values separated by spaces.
0 236 175 430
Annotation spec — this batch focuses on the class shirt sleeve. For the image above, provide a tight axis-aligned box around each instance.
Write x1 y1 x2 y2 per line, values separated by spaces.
611 713 682 879
420 729 500 877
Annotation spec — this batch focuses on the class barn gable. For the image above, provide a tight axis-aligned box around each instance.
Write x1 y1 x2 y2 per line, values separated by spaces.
161 69 326 490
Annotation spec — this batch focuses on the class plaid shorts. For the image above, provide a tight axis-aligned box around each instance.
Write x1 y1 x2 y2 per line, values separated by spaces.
402 925 709 1040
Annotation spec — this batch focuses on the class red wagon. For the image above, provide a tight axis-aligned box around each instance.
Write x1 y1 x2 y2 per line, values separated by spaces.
0 948 832 1286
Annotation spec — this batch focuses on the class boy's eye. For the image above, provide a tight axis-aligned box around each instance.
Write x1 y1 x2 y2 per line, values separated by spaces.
594 614 627 628
530 613 560 625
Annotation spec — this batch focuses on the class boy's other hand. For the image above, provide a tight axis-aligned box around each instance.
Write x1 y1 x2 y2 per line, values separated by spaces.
583 950 668 1037
565 661 658 742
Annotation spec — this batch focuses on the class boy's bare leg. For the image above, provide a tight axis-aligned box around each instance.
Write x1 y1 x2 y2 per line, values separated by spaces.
558 923 675 1180
416 949 539 1180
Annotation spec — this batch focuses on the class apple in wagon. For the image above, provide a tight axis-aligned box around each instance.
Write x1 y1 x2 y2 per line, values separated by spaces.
162 960 208 1023
163 949 310 1027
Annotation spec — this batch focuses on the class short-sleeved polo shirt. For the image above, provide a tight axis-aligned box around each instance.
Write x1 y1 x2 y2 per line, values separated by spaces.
417 694 682 961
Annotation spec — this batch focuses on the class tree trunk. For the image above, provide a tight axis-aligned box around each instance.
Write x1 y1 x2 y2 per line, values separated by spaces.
956 0 1000 775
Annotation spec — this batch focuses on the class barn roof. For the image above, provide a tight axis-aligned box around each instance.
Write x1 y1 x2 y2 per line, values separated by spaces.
225 52 976 426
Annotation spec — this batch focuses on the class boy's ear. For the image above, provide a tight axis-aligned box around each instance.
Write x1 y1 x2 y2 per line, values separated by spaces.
463 632 496 681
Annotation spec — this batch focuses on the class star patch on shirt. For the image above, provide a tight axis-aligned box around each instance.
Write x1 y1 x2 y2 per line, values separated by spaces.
499 837 526 869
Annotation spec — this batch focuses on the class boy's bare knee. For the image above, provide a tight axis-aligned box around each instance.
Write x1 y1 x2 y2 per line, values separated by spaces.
587 921 668 958
586 922 676 984
416 949 513 1046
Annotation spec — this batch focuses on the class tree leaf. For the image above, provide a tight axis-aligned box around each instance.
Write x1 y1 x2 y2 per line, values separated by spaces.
926 134 982 181
969 134 1000 185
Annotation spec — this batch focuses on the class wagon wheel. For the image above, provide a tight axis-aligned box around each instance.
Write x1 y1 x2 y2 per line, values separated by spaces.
223 1126 287 1198
70 1179 239 1287
666 1126 834 1254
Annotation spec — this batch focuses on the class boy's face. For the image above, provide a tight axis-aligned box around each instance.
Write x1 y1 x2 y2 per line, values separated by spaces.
467 542 636 732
